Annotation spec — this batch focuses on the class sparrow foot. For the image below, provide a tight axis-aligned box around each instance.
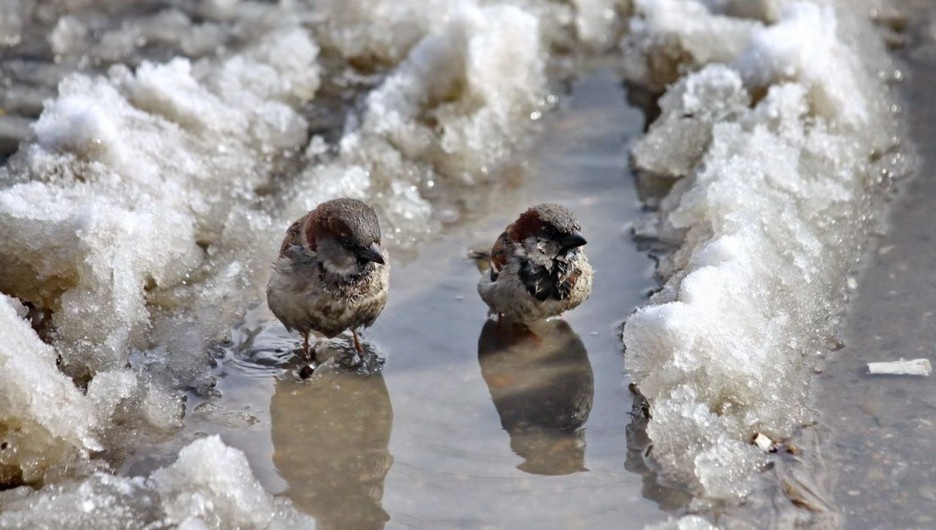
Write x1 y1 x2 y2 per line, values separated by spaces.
301 332 321 364
298 364 315 379
297 333 319 379
338 348 385 375
336 334 385 374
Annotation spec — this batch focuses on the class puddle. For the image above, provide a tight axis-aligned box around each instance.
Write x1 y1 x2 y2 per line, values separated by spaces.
114 69 676 527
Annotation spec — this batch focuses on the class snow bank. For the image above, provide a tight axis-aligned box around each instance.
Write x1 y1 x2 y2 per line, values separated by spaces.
623 0 905 505
0 23 320 376
0 436 314 529
0 294 100 485
287 2 551 242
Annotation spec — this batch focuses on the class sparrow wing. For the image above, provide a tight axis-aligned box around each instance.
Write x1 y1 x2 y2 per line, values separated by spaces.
278 213 309 257
489 230 511 281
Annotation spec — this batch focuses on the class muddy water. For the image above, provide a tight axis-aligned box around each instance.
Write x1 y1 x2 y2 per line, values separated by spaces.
813 3 936 528
158 69 673 528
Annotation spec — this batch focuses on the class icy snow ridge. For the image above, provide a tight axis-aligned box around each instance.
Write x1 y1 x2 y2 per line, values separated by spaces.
623 0 905 507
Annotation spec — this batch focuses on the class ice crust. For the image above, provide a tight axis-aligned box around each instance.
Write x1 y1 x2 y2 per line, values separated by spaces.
0 294 100 484
623 0 903 506
0 0 626 525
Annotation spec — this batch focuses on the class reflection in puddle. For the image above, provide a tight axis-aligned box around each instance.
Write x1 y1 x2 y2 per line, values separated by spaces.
477 319 594 476
271 369 393 530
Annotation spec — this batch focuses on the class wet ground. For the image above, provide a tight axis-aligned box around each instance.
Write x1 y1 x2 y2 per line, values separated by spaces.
814 2 936 528
120 69 678 528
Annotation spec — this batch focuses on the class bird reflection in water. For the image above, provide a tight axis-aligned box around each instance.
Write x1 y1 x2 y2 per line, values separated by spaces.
271 366 393 530
477 318 595 475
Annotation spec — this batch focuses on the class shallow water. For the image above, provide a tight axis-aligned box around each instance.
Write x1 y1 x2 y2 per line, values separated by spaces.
125 70 673 528
814 2 936 528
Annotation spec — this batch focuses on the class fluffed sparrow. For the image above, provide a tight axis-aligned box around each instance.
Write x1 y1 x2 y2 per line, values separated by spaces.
267 198 389 364
478 203 593 322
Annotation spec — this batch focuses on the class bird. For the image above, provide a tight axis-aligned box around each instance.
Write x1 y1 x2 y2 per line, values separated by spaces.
267 198 390 365
477 203 593 322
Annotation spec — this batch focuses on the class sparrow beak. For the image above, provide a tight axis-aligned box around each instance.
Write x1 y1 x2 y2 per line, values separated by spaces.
357 242 385 264
558 231 587 250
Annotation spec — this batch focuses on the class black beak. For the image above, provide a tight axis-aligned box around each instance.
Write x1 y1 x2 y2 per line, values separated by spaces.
559 231 587 250
357 242 385 264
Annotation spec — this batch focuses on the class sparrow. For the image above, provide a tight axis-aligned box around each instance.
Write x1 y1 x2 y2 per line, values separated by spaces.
477 203 593 322
267 198 390 364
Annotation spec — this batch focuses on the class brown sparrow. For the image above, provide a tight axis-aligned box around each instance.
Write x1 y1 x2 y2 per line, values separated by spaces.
267 198 390 364
478 203 593 322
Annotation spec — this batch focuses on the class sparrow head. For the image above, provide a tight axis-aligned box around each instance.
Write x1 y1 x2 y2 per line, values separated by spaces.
305 198 386 277
508 203 587 265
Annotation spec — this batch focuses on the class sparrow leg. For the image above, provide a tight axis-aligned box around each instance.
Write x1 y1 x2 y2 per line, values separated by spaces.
352 330 364 354
302 331 316 363
298 332 318 379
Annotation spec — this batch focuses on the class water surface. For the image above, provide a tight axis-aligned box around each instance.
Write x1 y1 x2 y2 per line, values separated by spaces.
169 69 670 528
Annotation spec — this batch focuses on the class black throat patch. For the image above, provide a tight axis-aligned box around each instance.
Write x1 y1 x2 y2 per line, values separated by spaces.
518 251 578 302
